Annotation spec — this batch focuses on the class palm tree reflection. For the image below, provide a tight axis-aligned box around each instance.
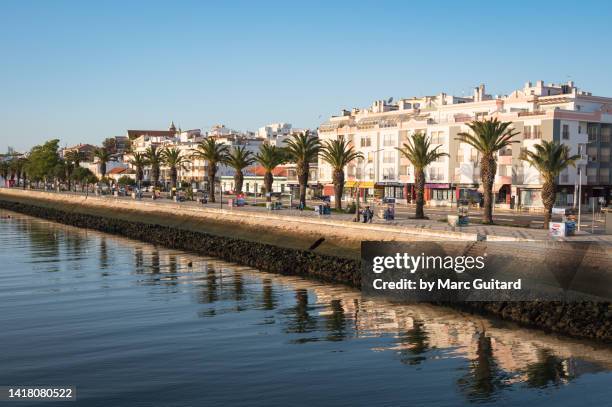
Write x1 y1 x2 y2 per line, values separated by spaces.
397 320 429 365
325 299 347 341
261 279 277 310
285 289 317 334
525 349 568 388
457 331 509 402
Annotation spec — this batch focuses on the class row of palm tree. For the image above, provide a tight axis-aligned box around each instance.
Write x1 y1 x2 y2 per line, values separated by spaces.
115 119 577 227
397 118 579 228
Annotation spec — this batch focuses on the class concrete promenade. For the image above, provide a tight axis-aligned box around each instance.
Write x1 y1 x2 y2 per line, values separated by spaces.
2 187 611 245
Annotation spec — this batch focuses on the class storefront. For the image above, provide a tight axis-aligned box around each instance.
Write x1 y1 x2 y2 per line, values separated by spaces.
375 182 405 201
344 181 375 202
425 183 453 206
519 188 543 208
455 184 480 205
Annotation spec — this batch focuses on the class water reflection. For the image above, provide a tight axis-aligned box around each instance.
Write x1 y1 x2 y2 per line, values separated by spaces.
458 331 510 402
3 210 612 405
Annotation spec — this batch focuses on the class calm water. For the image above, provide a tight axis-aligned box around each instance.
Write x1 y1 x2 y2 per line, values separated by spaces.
1 211 611 406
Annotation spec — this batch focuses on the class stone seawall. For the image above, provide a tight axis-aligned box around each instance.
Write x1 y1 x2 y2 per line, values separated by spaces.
0 189 610 343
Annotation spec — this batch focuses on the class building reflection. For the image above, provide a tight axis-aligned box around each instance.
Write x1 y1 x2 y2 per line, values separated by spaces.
33 219 611 402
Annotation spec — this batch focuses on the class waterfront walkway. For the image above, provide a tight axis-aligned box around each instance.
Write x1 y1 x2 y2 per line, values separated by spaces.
8 188 609 244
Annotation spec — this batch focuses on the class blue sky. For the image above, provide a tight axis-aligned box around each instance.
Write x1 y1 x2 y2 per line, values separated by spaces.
2 0 612 152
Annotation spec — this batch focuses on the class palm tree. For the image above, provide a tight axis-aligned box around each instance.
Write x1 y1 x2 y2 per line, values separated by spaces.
191 138 229 203
64 150 83 168
63 150 82 191
396 132 448 219
319 136 363 210
457 118 519 224
255 144 286 202
285 131 321 208
94 148 112 178
145 145 163 188
0 161 9 186
129 152 149 184
226 146 255 194
161 147 190 193
520 141 580 229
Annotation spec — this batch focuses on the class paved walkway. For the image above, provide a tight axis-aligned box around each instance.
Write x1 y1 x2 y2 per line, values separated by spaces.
5 188 612 244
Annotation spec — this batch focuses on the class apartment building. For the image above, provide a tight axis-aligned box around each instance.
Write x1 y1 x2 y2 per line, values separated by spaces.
123 122 268 189
318 80 612 209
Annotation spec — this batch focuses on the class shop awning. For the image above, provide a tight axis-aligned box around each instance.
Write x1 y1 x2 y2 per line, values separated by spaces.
345 181 375 188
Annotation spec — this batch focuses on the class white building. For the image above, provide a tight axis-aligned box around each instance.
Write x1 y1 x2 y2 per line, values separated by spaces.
318 80 612 209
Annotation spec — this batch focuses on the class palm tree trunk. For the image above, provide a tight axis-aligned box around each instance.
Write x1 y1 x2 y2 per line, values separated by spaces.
333 168 344 210
415 168 425 219
298 163 309 207
264 171 273 202
208 165 216 203
541 178 555 229
171 167 177 191
481 155 496 224
234 171 244 194
100 162 107 178
152 165 159 188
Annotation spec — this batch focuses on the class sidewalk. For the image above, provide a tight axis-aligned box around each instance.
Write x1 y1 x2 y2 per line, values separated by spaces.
4 188 611 244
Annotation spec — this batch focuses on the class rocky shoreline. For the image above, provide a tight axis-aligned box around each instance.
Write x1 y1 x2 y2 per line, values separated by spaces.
0 197 610 343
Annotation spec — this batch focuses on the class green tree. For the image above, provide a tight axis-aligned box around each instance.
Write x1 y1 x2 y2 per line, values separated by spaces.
161 147 190 192
128 152 149 184
396 132 448 219
226 146 255 194
191 138 229 203
102 138 117 154
25 139 61 187
117 175 136 187
145 145 163 188
94 148 112 178
255 144 286 202
457 118 519 224
285 131 321 207
320 136 363 210
520 140 580 228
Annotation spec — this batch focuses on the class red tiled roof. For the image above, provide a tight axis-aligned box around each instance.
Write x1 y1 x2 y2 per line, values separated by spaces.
108 167 134 175
246 166 287 177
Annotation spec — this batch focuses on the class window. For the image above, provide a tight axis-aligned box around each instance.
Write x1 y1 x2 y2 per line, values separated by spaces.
524 126 532 139
382 167 395 180
360 136 372 147
430 131 445 144
498 165 512 177
470 149 478 162
587 146 598 162
457 149 464 162
601 126 611 143
383 151 394 163
429 167 444 181
561 173 569 183
432 189 451 201
383 134 395 146
600 147 610 162
600 168 610 183
367 168 374 180
588 124 598 142
562 124 570 140
399 165 409 176
533 125 542 139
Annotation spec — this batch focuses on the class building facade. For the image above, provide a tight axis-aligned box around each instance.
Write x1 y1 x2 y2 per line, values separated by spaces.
318 80 612 209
